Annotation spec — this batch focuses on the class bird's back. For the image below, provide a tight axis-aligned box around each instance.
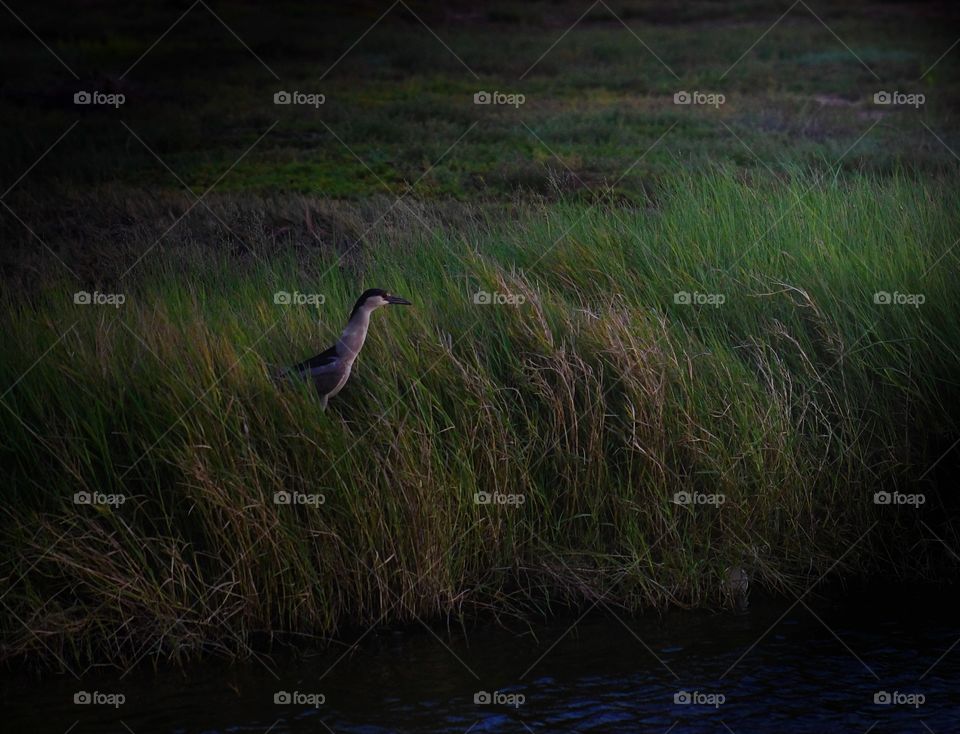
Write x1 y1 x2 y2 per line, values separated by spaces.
285 343 346 398
289 344 339 373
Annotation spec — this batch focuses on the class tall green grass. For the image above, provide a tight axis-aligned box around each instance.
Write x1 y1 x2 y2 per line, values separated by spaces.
2 168 958 668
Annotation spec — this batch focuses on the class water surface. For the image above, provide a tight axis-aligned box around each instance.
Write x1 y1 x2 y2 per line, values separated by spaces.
4 586 958 732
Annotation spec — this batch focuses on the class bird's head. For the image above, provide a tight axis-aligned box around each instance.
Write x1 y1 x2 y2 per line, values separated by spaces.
350 288 412 318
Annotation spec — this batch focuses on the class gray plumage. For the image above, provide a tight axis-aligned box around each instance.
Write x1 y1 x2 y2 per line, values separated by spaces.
280 288 411 408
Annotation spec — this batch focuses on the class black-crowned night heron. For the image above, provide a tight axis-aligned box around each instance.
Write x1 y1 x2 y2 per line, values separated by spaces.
281 288 411 408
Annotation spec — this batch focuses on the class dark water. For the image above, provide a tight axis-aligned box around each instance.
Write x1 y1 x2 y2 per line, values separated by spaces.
4 586 958 732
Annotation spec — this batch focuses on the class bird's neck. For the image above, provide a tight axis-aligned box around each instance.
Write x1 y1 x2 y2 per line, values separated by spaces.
337 307 373 362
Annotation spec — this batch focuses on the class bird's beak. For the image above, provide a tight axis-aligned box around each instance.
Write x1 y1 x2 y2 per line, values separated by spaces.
386 294 412 305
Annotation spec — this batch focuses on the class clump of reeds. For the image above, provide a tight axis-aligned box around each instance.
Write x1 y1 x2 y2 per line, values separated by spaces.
1 168 958 669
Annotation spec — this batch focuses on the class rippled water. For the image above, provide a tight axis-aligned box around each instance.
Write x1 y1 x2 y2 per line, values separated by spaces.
4 585 958 732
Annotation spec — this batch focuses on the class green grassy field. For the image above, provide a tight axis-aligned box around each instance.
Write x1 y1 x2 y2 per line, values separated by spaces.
1 0 957 199
1 1 958 668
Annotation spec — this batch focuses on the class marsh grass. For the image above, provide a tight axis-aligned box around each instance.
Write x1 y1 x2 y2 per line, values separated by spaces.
2 168 958 668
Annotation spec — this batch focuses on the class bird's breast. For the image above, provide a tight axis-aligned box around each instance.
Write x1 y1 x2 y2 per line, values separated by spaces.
326 361 354 398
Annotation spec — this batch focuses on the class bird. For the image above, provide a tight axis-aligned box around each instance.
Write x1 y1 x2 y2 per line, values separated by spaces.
279 288 412 409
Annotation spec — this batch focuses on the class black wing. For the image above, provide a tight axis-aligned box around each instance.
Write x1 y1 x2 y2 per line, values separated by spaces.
289 344 338 373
